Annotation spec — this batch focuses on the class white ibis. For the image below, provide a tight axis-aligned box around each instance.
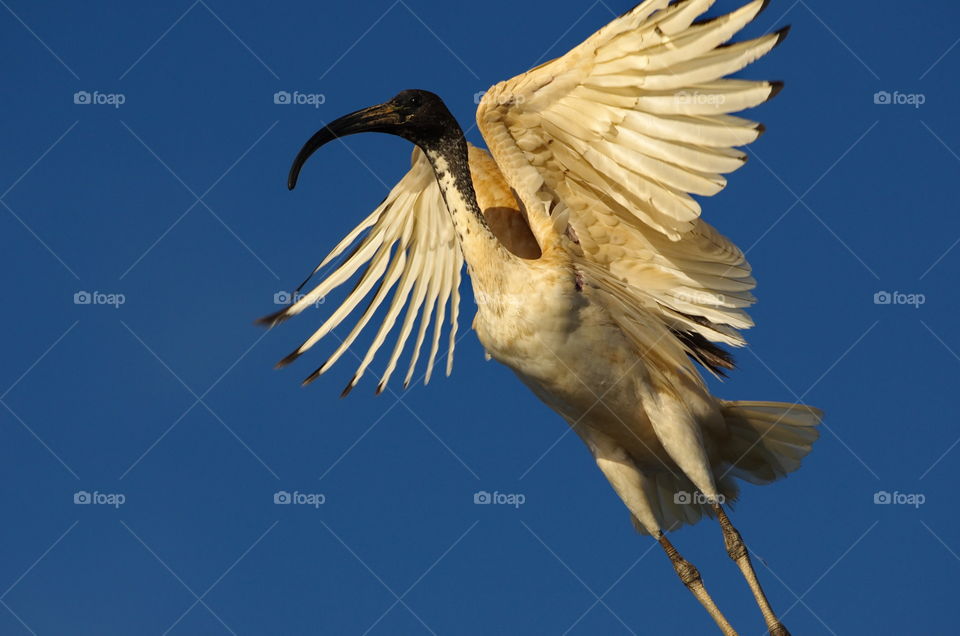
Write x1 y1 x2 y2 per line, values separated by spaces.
262 1 821 633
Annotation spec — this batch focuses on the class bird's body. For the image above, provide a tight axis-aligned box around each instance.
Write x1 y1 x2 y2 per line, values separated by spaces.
478 261 687 474
458 143 816 534
268 1 822 632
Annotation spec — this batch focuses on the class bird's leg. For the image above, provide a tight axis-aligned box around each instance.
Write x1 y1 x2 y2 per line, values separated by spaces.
657 532 738 636
711 504 788 636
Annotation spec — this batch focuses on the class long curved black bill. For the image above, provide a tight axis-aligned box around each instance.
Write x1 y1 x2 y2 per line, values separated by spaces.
287 102 400 190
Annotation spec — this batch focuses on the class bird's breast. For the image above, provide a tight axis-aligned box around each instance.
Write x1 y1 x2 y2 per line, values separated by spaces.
471 264 642 417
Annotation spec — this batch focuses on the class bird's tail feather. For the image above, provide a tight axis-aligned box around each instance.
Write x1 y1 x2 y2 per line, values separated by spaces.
717 400 823 485
630 400 822 535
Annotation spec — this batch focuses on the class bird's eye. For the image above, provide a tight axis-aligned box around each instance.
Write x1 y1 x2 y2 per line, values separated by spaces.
406 94 421 108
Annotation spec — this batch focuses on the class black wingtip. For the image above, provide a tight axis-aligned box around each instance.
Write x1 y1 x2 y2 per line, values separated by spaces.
773 25 791 48
254 307 290 328
696 0 771 27
340 379 356 398
301 368 322 387
767 81 785 101
755 123 767 138
275 349 302 370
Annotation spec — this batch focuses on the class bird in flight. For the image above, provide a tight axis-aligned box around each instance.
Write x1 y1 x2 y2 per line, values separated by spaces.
261 1 822 633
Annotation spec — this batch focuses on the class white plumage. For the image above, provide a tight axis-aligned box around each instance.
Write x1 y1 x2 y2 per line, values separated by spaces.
266 148 463 394
267 2 822 633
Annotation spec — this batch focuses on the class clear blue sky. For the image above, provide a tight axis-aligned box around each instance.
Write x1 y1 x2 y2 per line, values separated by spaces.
1 1 957 633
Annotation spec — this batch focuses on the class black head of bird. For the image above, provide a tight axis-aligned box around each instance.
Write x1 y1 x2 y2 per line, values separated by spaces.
288 89 461 191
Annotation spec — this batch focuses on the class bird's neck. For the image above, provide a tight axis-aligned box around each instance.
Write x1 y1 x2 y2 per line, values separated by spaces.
423 134 508 271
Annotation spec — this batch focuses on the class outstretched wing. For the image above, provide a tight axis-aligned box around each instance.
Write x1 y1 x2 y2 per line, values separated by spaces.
477 0 783 353
260 148 463 394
